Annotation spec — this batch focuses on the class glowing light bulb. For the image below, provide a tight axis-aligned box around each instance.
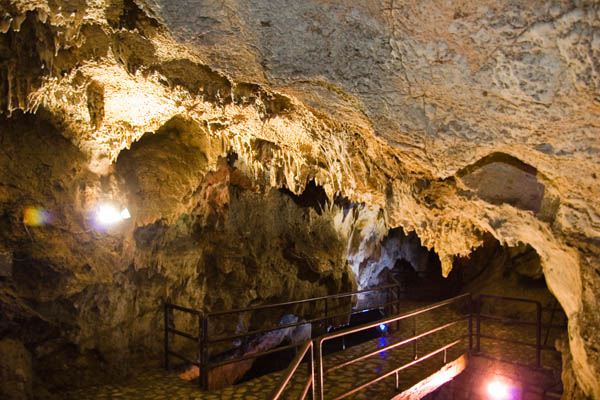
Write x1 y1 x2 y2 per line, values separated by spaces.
379 324 387 332
487 379 511 399
96 204 122 226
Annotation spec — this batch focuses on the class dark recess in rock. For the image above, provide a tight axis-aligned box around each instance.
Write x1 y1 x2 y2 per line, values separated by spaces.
457 152 545 213
279 180 329 214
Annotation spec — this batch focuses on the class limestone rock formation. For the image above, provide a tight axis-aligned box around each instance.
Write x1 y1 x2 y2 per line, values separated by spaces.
0 338 33 400
0 0 599 398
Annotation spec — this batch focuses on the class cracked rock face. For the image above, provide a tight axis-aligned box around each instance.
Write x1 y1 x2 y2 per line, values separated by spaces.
0 0 599 397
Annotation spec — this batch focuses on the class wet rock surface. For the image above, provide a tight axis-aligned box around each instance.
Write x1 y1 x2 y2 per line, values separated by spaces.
0 0 598 398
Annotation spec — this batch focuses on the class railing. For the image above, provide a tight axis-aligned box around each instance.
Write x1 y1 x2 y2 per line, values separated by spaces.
543 298 568 347
165 291 567 398
316 293 472 400
475 294 566 370
269 340 315 400
163 303 203 374
164 283 402 389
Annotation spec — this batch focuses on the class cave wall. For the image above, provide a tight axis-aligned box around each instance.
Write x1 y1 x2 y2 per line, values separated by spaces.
348 226 438 290
0 112 374 392
0 0 599 398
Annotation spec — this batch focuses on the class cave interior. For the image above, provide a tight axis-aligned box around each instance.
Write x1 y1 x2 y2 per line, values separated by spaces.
1 0 599 399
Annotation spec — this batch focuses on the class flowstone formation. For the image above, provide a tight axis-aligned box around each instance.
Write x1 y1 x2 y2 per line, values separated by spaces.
0 0 599 398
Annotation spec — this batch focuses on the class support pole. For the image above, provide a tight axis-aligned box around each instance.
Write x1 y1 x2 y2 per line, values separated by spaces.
164 304 170 370
443 348 447 364
200 316 209 389
544 299 558 347
324 298 329 330
309 344 316 400
395 284 401 332
413 316 418 360
317 341 324 400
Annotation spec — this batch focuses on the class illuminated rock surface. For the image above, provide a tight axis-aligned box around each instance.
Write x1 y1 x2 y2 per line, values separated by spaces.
0 0 598 398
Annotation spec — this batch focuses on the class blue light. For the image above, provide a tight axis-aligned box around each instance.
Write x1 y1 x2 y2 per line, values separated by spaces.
379 323 387 332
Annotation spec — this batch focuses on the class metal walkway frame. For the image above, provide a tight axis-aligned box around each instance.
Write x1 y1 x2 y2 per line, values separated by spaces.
164 283 402 389
164 291 566 399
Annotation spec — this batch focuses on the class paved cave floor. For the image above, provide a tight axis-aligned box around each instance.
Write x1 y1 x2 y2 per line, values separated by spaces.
59 300 562 399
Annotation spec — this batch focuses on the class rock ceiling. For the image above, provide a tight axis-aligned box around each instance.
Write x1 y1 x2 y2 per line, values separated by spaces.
0 0 599 397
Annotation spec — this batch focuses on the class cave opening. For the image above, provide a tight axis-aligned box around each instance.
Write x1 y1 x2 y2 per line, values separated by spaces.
355 227 454 303
347 224 569 395
422 234 568 398
203 225 569 392
368 226 568 325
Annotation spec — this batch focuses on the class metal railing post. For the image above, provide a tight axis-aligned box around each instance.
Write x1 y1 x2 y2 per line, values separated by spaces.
536 302 542 368
311 294 470 400
413 316 418 359
164 304 170 370
395 284 401 332
317 339 325 400
200 315 209 389
476 296 481 353
324 298 329 329
544 299 558 347
386 286 391 317
309 343 316 400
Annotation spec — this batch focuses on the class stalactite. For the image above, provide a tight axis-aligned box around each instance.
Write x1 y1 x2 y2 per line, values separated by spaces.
6 67 13 115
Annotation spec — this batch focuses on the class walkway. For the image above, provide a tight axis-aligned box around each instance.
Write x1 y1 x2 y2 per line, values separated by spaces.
60 297 564 399
60 337 465 400
61 300 469 399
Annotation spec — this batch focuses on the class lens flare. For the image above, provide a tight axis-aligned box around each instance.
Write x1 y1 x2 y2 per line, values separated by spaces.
487 379 511 399
23 207 52 226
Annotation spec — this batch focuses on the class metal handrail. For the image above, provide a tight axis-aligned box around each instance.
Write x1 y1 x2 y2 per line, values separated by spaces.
210 340 306 369
209 299 400 344
204 298 402 373
272 292 565 399
477 313 565 329
329 340 463 400
166 289 565 396
166 303 203 315
477 334 539 349
476 294 541 305
208 283 400 317
316 293 472 400
325 317 469 374
475 294 543 368
164 282 402 389
270 340 314 400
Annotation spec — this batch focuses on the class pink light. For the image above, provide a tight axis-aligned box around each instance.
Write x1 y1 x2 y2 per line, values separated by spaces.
487 379 511 399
